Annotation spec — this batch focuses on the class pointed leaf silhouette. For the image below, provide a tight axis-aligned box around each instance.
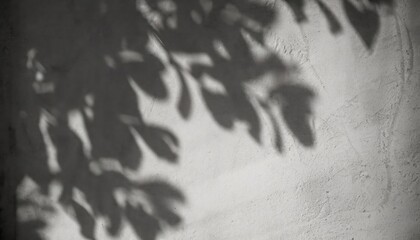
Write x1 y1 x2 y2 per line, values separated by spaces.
230 89 261 143
138 181 184 225
259 100 283 152
285 0 307 23
234 1 276 26
271 84 315 147
150 201 182 226
86 115 142 170
16 115 52 194
176 69 192 119
71 200 96 240
316 0 342 34
344 0 379 49
126 204 161 240
138 181 185 202
201 87 235 129
138 125 179 162
125 54 168 100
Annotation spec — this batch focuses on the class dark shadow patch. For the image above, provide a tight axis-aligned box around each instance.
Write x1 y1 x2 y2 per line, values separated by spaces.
316 0 342 34
344 0 380 49
368 0 394 7
271 84 315 147
284 0 307 23
17 219 47 240
14 0 398 239
137 125 179 163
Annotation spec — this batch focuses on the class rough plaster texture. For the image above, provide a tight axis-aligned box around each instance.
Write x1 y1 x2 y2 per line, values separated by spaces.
153 2 420 239
14 0 420 239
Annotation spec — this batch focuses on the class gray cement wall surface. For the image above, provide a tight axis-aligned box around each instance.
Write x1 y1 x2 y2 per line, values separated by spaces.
11 0 420 239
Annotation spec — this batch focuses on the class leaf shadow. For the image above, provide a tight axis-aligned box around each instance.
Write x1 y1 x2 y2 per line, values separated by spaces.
14 0 393 239
343 0 380 49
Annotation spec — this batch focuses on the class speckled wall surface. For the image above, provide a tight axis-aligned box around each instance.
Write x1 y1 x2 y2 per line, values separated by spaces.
12 0 420 239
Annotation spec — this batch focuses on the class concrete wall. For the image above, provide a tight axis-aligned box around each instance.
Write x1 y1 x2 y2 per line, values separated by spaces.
14 0 420 239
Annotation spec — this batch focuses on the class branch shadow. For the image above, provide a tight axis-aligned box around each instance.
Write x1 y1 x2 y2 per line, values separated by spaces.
14 0 391 239
284 0 392 49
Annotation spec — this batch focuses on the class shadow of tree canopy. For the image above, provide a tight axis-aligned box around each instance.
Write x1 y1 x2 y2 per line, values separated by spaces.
13 0 391 239
286 0 394 49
